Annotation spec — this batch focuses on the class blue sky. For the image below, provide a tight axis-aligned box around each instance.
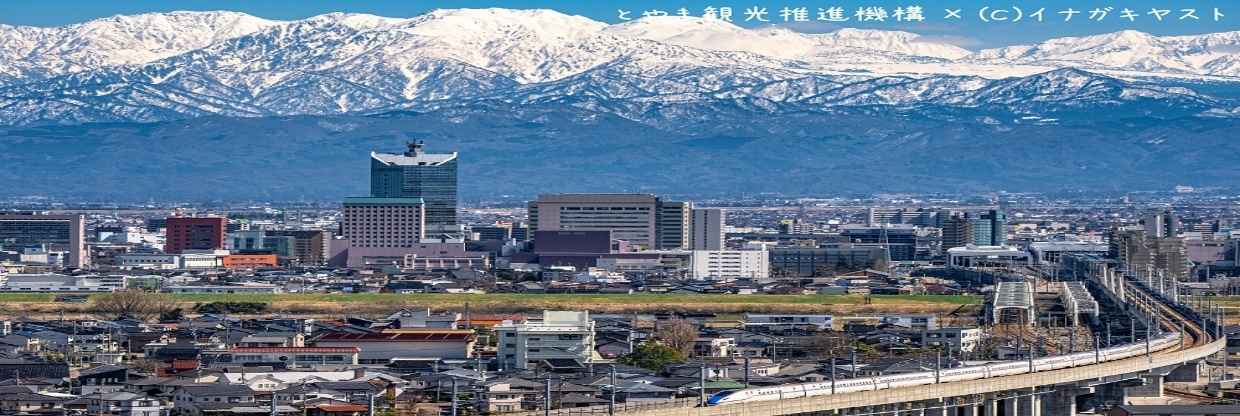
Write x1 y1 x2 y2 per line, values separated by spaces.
3 0 1238 49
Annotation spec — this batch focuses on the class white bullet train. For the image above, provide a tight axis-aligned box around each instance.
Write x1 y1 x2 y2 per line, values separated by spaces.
707 332 1181 406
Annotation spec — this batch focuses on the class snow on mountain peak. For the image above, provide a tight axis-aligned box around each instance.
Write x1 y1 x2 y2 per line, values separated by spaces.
604 16 816 59
602 17 970 61
966 29 1240 76
814 28 971 60
604 16 746 40
2 8 1240 127
0 10 278 80
303 12 406 31
404 8 606 40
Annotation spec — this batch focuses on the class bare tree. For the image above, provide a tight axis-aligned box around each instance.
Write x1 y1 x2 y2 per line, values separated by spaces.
127 357 164 373
656 318 699 357
92 289 178 321
810 331 856 358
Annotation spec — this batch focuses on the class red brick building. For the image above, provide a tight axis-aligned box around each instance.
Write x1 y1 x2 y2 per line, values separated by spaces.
165 217 227 254
221 253 278 269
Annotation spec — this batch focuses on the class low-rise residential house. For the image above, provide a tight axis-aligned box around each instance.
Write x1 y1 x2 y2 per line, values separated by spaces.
202 347 360 368
481 381 534 413
902 327 983 353
385 308 462 329
236 332 305 348
306 381 384 403
692 337 735 358
172 384 257 415
0 358 70 380
77 364 134 395
744 314 834 330
314 330 476 364
616 382 677 403
86 391 166 416
0 388 71 414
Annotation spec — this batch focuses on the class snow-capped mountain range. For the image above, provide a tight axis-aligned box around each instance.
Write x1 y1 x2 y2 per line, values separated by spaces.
2 8 1240 126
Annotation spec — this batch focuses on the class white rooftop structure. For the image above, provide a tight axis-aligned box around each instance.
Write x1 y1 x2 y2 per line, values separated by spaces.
947 245 1030 268
991 281 1035 325
370 142 457 166
498 310 593 332
216 369 399 385
1060 281 1100 326
1029 241 1109 264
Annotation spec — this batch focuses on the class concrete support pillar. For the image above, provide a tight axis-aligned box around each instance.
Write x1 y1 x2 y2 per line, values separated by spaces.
1001 396 1019 416
1018 391 1040 416
981 394 999 416
1168 360 1204 382
1042 388 1078 416
1126 374 1165 398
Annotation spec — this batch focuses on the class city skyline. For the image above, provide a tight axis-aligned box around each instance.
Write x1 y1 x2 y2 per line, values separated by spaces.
1 1 1238 414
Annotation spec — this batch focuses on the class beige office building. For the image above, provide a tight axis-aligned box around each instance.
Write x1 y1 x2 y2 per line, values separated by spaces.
529 194 662 250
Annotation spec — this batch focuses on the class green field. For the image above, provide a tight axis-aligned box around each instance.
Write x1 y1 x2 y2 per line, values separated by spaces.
0 292 981 305
0 293 58 302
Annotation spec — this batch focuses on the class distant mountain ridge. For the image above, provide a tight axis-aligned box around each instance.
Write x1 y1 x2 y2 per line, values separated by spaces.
3 9 1239 200
2 9 1240 126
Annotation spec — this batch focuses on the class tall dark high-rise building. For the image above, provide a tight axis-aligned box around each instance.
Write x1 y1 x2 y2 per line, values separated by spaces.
940 213 972 251
370 141 458 229
969 209 1007 246
1142 208 1180 238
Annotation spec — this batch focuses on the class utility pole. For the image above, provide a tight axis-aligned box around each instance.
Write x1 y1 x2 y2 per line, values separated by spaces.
742 357 750 388
544 378 552 416
850 345 858 378
1028 342 1034 373
1217 306 1224 340
1145 318 1152 361
699 363 707 406
1107 321 1112 347
830 356 836 394
476 354 485 383
935 349 941 384
1094 333 1100 364
609 365 617 416
451 378 458 416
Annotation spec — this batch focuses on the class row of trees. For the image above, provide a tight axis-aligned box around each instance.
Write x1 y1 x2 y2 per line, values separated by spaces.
92 289 182 321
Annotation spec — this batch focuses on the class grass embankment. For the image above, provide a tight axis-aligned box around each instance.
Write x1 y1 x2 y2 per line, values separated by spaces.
0 293 982 316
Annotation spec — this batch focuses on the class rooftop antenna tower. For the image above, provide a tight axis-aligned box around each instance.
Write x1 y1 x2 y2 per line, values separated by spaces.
404 140 425 157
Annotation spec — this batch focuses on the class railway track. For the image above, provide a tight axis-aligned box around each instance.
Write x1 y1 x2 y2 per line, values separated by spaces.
1165 387 1220 402
1141 283 1207 349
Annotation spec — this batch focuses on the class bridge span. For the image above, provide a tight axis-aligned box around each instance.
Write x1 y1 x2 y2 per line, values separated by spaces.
603 268 1225 416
